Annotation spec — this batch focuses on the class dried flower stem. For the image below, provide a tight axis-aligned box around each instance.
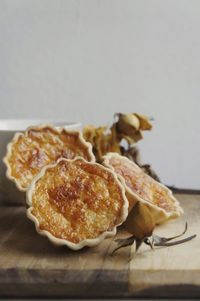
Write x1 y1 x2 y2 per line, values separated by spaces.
112 222 196 256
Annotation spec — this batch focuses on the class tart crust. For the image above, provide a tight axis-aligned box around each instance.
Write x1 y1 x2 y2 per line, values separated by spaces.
26 157 129 250
103 152 183 224
3 124 95 191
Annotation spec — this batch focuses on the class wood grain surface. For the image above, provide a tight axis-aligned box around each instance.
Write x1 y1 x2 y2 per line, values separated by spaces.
0 193 199 298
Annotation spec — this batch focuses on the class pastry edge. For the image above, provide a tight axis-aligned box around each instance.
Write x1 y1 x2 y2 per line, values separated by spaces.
102 152 184 224
3 123 96 192
26 156 129 250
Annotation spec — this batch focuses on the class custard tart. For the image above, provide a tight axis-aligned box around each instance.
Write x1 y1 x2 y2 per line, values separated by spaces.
4 125 95 191
26 157 129 250
103 153 183 224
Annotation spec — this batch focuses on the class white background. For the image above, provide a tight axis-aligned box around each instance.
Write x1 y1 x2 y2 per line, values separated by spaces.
0 0 199 188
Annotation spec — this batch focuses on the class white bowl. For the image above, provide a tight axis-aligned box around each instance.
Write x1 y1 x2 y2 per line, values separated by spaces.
0 120 81 206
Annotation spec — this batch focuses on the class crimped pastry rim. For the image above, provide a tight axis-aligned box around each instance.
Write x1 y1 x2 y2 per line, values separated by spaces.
103 152 183 223
3 123 95 192
26 156 129 250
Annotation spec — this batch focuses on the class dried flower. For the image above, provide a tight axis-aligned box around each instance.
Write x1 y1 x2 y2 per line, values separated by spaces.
83 112 156 168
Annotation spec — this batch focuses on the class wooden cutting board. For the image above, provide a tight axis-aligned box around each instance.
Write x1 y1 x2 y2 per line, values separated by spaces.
0 193 199 298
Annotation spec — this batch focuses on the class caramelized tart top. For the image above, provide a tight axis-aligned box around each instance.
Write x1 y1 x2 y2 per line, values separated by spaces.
4 125 95 190
26 158 128 249
103 153 183 218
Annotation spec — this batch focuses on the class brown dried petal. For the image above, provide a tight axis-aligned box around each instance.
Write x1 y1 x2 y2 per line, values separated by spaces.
116 113 140 136
119 131 143 145
135 113 153 130
82 125 97 144
83 112 153 162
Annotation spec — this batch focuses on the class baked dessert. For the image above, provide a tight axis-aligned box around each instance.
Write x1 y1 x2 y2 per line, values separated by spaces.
4 125 95 191
26 157 129 250
103 153 183 224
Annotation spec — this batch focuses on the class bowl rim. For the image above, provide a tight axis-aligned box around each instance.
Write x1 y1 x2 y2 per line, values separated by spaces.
0 119 81 131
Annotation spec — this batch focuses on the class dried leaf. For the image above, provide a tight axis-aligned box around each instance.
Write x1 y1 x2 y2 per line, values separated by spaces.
119 131 143 145
83 125 121 162
123 147 160 182
83 112 153 162
112 235 135 254
82 125 97 143
140 164 161 182
122 146 142 165
134 113 153 130
116 113 140 135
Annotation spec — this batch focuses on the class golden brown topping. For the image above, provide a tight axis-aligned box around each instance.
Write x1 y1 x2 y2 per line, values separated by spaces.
29 159 127 244
104 154 178 213
5 126 95 190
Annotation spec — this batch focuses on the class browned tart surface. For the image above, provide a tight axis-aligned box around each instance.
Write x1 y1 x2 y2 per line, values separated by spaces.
6 127 94 189
30 159 125 243
105 154 177 213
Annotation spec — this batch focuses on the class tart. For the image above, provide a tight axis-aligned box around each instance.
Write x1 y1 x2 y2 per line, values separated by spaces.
103 153 183 224
26 157 129 250
4 125 95 191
